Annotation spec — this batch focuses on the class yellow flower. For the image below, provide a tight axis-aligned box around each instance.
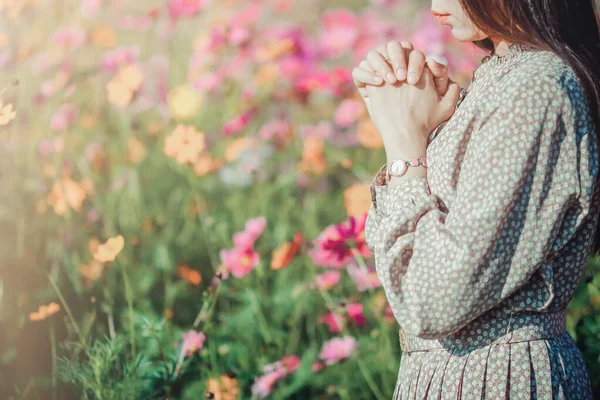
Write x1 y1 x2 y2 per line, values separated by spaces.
163 124 206 165
167 84 202 120
0 99 16 126
93 235 125 263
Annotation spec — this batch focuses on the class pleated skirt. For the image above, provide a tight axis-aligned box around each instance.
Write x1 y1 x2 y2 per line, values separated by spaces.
391 331 593 399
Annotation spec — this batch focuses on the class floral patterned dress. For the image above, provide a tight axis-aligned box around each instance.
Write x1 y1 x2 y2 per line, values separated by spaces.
364 43 599 399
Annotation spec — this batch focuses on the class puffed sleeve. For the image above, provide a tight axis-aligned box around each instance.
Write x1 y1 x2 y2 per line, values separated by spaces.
364 71 599 340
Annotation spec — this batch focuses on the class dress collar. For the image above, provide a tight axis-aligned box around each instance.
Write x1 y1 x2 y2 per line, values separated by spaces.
472 43 540 81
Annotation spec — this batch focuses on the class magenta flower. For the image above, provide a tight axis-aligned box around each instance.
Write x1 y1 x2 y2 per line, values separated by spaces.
318 336 359 366
345 303 366 326
222 107 256 136
308 214 371 268
181 330 206 357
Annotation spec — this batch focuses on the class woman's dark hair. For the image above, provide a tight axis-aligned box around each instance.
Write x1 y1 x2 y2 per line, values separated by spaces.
458 0 600 256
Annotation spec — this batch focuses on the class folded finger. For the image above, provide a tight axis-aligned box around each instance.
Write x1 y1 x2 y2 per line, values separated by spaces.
353 65 384 87
426 57 449 94
407 49 426 84
366 50 397 84
386 40 407 81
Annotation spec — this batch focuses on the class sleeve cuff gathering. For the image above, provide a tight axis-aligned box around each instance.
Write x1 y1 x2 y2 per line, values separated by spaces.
369 162 432 216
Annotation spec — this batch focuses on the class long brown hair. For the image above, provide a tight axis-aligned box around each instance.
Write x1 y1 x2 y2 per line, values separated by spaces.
458 0 600 256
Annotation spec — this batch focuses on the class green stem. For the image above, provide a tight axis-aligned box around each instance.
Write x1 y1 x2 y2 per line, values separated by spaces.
356 359 386 400
50 323 57 400
120 265 136 359
47 273 86 345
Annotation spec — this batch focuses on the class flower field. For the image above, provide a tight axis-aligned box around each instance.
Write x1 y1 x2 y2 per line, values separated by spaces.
1 0 600 399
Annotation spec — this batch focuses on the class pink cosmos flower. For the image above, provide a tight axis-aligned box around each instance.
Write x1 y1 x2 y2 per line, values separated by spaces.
347 263 381 292
319 336 359 366
50 103 79 132
39 137 65 157
308 214 371 268
181 330 206 357
222 107 256 136
219 246 260 279
251 370 287 399
334 99 365 127
52 25 86 50
80 0 102 17
299 121 332 140
318 311 344 333
345 303 366 326
320 9 359 57
312 362 324 372
101 46 140 73
280 355 300 374
167 0 207 20
310 271 341 291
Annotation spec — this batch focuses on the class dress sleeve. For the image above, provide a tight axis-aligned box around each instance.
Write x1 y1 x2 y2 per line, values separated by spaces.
363 71 599 340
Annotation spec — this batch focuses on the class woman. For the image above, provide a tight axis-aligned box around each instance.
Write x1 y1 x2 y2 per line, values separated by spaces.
353 0 600 398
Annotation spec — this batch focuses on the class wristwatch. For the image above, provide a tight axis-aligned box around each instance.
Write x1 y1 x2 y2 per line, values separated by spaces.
386 156 427 182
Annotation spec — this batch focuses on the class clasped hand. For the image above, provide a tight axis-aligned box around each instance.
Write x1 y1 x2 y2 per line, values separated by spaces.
352 40 461 155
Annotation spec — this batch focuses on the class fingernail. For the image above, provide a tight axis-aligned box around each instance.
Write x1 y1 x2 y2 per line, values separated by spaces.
373 76 383 84
396 68 406 80
407 72 417 84
386 72 396 82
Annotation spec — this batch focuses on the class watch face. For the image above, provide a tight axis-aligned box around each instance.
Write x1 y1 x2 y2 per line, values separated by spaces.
390 160 406 175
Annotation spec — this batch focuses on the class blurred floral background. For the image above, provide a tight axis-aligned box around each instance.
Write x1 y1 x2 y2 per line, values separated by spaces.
1 0 600 399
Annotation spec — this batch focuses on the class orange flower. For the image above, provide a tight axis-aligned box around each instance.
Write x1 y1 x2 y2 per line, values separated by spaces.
106 64 144 108
253 63 278 87
79 259 105 285
91 25 116 48
46 178 87 215
0 98 16 126
357 118 383 149
271 232 303 270
193 154 223 177
176 265 202 286
93 235 124 262
206 374 240 400
128 137 148 164
163 124 206 165
343 183 371 217
224 136 259 162
88 236 100 255
339 158 353 169
255 38 295 62
29 302 60 321
298 136 326 175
